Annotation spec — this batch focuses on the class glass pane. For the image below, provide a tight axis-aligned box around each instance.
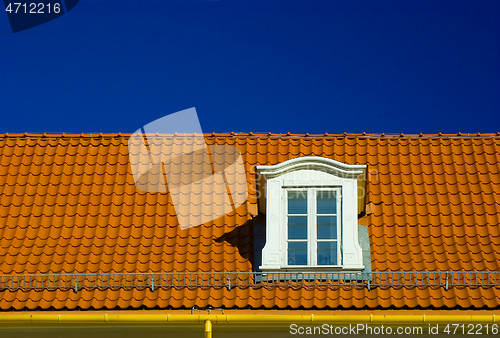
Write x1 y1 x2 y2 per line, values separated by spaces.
317 190 337 214
288 216 307 239
288 242 307 265
317 216 337 239
288 191 307 214
317 242 338 265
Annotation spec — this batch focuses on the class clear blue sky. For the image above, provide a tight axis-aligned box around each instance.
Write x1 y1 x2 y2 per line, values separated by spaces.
1 0 499 134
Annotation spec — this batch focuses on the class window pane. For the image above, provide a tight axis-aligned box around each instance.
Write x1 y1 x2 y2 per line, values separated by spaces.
317 191 337 214
317 242 338 265
288 191 307 214
288 216 307 239
317 216 337 239
288 242 307 265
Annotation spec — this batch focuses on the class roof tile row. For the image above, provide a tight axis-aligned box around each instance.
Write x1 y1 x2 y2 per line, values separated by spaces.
1 287 499 310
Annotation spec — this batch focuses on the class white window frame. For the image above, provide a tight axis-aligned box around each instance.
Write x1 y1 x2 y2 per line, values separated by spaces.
256 156 366 272
284 187 342 267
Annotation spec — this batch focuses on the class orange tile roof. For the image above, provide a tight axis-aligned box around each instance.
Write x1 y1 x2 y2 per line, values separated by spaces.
0 133 499 310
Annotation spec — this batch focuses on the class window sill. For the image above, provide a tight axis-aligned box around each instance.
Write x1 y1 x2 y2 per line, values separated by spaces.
282 265 343 269
255 270 370 283
260 265 365 273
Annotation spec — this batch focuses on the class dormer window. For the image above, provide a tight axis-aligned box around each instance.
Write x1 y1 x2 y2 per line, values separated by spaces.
256 156 367 272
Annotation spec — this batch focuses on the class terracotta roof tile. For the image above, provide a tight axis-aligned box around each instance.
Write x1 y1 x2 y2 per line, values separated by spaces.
1 287 500 310
0 133 500 310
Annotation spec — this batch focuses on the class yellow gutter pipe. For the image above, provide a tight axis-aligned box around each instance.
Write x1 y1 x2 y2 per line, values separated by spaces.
0 314 498 325
204 320 212 338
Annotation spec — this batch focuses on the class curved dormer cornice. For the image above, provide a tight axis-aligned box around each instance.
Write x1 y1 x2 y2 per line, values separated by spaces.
255 156 366 178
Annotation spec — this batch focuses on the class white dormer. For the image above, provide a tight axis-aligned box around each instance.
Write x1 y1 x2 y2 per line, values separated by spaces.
255 156 367 272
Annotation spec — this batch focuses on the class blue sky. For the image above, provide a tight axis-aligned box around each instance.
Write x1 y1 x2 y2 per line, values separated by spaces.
1 0 499 134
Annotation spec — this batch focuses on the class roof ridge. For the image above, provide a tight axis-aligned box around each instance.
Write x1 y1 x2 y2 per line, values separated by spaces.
1 132 500 139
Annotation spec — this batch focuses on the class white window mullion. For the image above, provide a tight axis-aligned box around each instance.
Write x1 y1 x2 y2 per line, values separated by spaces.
306 188 313 265
310 188 317 265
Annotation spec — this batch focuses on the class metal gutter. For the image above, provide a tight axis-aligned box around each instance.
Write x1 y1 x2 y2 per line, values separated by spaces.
0 314 498 325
